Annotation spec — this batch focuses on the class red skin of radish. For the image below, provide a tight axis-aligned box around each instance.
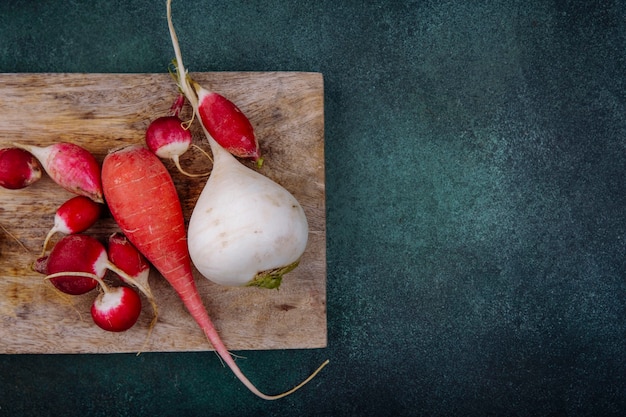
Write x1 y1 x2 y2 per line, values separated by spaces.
195 86 261 162
0 147 43 189
46 234 106 295
145 116 192 159
42 196 103 254
108 232 150 278
13 142 103 203
102 145 289 399
91 286 142 332
32 255 49 275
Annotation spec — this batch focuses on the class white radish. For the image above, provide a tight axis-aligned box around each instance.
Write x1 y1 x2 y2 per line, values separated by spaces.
167 0 308 288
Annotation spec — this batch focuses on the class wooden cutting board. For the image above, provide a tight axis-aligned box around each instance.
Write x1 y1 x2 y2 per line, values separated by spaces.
0 72 326 354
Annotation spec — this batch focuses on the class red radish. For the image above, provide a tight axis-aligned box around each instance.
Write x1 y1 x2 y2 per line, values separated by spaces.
41 196 103 256
45 234 102 295
91 284 142 332
13 142 103 203
165 14 261 166
107 232 158 329
44 234 159 325
0 147 43 189
108 232 151 290
190 80 262 165
32 254 49 275
101 143 327 400
145 94 211 177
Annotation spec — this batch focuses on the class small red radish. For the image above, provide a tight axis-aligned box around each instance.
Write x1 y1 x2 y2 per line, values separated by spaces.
107 232 158 329
146 94 211 177
91 284 142 332
13 142 103 203
45 234 102 295
0 147 43 189
190 79 262 166
41 196 103 256
44 234 158 323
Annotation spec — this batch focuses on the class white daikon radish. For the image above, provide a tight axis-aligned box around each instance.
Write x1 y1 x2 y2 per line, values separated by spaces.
167 1 308 289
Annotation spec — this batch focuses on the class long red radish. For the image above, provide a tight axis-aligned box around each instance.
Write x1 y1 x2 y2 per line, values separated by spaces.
101 144 327 400
41 196 103 256
13 142 103 203
0 147 42 189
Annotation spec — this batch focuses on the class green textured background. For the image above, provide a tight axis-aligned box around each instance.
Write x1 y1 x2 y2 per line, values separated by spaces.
1 0 625 416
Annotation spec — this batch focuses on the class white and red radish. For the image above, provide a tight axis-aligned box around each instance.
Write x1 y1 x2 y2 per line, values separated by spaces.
165 12 261 167
45 234 102 295
146 93 211 177
91 284 142 332
101 143 326 400
41 196 103 256
0 147 43 189
190 79 262 166
107 232 158 329
44 234 158 325
167 1 308 289
13 142 103 203
41 234 147 332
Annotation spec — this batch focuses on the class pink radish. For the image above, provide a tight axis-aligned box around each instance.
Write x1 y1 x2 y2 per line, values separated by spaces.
0 147 43 189
101 143 327 399
13 142 103 203
41 196 103 256
91 284 142 332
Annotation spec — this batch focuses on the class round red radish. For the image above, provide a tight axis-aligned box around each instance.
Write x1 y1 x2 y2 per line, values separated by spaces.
42 196 103 255
46 234 107 295
91 286 142 332
146 115 192 159
0 147 43 189
145 94 210 177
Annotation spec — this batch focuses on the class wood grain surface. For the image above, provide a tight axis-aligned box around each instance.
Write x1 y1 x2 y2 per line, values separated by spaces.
0 72 326 354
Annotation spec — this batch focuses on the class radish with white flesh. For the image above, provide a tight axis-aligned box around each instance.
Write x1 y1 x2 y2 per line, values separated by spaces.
91 283 142 332
167 0 308 289
41 196 103 256
45 235 159 327
0 147 43 189
146 94 211 177
13 142 103 203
